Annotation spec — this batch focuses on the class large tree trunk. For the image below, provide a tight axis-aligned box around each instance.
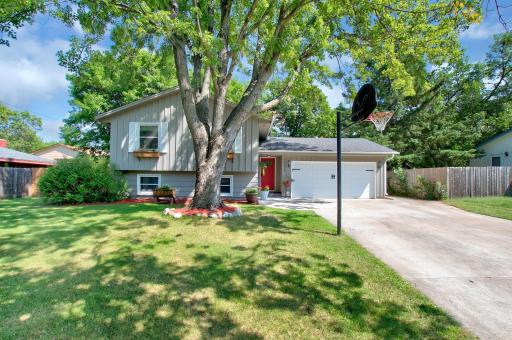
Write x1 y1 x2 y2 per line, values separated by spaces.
191 134 232 209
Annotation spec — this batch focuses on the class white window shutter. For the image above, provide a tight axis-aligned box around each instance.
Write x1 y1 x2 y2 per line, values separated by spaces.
128 122 139 152
159 122 168 153
234 127 243 153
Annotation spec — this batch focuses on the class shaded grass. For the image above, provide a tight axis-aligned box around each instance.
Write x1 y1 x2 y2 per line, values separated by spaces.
446 197 512 221
0 198 472 339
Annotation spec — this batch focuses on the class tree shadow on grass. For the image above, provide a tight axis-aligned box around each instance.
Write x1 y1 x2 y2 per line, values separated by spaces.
181 206 336 237
1 239 463 339
0 200 465 338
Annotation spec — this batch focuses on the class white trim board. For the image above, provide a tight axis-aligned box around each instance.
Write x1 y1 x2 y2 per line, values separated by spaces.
220 175 234 196
137 174 161 196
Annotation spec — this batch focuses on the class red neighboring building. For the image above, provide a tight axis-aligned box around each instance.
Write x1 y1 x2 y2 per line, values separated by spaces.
0 139 54 168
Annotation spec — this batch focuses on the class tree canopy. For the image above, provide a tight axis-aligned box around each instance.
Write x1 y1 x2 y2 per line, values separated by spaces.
269 79 335 137
59 41 178 152
1 0 483 207
339 31 512 168
0 103 45 152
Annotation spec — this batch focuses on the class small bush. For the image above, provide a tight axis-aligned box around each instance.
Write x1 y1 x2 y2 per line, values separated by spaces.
388 169 446 201
388 167 413 197
38 156 129 204
414 176 447 200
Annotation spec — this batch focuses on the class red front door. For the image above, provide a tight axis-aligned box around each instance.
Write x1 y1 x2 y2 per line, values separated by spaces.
260 157 276 191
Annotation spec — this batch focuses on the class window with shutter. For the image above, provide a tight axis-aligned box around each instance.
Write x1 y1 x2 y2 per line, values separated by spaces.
139 125 159 150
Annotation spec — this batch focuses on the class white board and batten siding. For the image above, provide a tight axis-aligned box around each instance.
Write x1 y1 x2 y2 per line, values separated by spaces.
107 93 259 173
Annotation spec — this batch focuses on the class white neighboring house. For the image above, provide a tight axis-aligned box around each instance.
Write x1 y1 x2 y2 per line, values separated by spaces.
470 128 512 167
32 144 80 161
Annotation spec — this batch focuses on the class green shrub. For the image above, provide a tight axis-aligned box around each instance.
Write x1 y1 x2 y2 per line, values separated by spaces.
38 156 129 204
388 167 413 197
414 176 447 200
388 169 446 201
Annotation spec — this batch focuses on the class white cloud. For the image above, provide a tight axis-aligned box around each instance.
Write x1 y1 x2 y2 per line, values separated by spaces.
40 118 64 142
317 83 346 109
460 22 504 40
0 25 69 106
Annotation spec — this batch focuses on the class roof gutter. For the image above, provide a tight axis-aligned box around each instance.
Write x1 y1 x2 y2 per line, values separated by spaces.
258 150 400 155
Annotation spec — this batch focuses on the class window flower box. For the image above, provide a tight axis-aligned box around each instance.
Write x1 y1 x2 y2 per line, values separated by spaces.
134 150 160 158
153 186 177 204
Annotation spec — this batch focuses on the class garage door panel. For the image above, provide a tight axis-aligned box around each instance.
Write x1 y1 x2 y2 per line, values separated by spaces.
291 161 375 199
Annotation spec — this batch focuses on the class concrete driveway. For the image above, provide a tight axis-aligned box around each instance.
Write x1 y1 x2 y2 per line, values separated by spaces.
262 197 512 339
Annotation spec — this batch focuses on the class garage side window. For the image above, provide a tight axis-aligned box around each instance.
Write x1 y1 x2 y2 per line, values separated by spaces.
492 156 501 166
137 174 161 195
220 175 233 196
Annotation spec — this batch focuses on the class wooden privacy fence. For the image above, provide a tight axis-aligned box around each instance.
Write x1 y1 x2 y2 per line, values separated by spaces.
0 167 46 198
388 167 512 199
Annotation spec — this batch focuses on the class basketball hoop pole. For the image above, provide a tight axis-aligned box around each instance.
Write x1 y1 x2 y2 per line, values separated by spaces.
336 112 359 236
336 110 342 236
336 113 360 236
336 111 377 236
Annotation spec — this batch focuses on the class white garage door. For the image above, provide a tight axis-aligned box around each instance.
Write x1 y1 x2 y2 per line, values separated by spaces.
290 161 375 199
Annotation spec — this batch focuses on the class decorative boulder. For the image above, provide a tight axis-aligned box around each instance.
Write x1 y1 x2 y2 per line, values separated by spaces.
163 208 175 215
209 213 218 218
196 213 202 217
172 212 183 218
201 213 209 218
223 212 233 219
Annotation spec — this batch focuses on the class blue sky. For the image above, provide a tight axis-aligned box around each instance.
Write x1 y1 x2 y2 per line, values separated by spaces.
0 8 509 142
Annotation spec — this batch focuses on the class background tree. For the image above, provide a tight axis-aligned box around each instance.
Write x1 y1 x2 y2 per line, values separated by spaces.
269 79 335 137
52 0 477 208
0 0 44 46
0 103 45 152
58 39 178 152
339 32 512 168
2 0 478 207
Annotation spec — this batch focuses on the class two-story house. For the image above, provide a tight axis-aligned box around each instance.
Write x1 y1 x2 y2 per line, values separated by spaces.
97 87 398 199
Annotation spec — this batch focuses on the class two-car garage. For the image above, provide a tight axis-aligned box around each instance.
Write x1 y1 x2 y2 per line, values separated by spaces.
258 137 398 199
290 161 376 199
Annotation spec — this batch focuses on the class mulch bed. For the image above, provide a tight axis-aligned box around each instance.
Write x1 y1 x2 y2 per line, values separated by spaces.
169 205 238 218
61 197 255 215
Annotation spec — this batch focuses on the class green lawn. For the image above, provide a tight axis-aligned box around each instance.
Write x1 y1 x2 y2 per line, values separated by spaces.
446 197 512 221
0 199 471 339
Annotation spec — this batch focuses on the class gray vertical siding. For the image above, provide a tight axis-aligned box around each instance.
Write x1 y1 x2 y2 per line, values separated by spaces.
107 92 258 172
124 171 257 198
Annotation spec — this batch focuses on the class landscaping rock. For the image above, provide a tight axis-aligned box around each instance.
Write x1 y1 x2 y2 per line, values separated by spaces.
209 213 218 218
201 213 209 218
163 208 175 215
172 212 183 218
223 212 233 218
233 207 242 217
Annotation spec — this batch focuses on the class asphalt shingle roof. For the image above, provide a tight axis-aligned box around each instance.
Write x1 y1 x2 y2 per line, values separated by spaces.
259 137 398 154
0 147 55 164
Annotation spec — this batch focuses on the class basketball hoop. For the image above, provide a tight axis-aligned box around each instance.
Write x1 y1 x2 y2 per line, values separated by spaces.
365 111 393 133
